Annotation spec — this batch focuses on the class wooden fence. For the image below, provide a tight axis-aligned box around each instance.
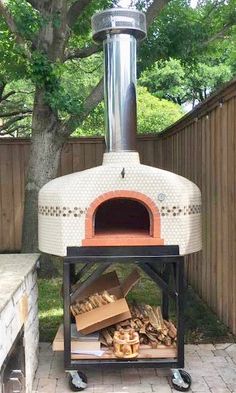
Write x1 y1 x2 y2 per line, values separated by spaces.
0 78 236 333
156 78 236 334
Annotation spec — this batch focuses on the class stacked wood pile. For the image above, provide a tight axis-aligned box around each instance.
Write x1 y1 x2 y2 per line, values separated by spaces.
70 291 117 315
101 304 177 348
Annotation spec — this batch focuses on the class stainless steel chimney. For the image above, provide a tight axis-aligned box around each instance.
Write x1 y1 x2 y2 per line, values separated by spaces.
92 8 146 152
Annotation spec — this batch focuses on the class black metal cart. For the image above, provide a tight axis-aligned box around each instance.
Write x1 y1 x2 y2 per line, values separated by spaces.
63 246 192 392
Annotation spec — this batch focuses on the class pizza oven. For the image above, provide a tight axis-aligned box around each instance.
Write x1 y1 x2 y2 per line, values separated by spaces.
38 8 201 257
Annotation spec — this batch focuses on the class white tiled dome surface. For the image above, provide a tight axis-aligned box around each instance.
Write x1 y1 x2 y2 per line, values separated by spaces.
38 152 202 256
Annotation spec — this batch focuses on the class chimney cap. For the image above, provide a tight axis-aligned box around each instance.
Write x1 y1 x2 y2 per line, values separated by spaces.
92 8 146 42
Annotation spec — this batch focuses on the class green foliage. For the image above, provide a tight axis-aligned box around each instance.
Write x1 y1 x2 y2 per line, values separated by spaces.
75 102 105 136
67 0 115 55
0 19 27 81
137 86 184 133
140 59 186 104
187 62 233 102
38 278 63 342
29 51 61 88
140 58 233 105
0 78 33 136
28 52 103 115
75 86 184 136
8 0 42 40
56 58 103 116
138 0 236 72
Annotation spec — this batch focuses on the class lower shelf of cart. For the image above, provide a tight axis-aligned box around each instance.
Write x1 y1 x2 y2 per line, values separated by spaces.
70 345 177 360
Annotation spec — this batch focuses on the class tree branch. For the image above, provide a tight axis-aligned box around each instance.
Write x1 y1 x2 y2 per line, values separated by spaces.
0 114 29 131
0 124 28 136
0 90 16 102
0 109 32 117
0 82 6 99
201 22 235 47
61 77 104 136
67 0 92 28
65 43 101 61
146 0 172 27
0 0 31 58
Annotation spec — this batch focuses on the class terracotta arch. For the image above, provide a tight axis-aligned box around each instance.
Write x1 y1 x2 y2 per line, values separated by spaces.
83 190 164 246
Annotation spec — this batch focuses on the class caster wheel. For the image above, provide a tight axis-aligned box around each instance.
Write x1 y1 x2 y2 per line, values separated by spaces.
171 370 191 392
68 371 88 391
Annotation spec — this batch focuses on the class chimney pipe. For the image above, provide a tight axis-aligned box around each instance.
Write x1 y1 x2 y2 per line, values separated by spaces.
92 8 146 152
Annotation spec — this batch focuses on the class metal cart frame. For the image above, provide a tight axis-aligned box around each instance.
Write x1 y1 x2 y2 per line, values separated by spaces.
63 245 186 372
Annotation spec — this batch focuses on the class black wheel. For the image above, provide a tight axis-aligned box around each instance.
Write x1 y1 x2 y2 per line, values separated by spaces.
171 370 191 392
68 371 88 391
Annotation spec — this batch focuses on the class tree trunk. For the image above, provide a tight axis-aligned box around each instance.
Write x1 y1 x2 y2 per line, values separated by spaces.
21 88 65 252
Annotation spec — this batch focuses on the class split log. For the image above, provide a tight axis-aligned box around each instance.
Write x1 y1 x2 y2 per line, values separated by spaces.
101 328 113 346
101 304 177 348
71 291 117 315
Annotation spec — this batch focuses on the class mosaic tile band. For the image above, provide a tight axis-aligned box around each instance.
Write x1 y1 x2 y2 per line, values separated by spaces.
38 204 201 217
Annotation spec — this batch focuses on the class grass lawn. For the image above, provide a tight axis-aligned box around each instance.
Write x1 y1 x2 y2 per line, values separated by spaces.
38 264 236 343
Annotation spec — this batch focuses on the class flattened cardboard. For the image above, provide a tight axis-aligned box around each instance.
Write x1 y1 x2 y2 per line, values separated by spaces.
121 269 141 297
74 269 140 335
53 324 101 351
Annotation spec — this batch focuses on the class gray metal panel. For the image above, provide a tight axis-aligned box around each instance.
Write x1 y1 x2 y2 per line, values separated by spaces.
92 8 146 42
104 34 137 151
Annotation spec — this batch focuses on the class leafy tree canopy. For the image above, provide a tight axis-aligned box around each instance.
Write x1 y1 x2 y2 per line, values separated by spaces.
76 86 184 136
140 57 233 106
138 0 236 71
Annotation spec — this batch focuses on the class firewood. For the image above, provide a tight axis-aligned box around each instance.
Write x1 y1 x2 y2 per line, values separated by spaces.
89 295 98 308
145 332 158 343
145 305 162 331
70 305 76 317
168 321 177 336
139 325 146 334
102 291 116 303
93 293 104 307
85 301 93 311
140 335 149 345
119 320 131 327
101 328 113 346
150 340 158 349
71 301 178 348
154 306 165 329
71 290 118 315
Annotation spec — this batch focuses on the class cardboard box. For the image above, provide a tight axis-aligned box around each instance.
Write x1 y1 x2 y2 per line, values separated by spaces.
74 269 140 335
53 324 101 351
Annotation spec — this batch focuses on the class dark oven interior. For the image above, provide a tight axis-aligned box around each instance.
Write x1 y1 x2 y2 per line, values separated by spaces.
95 198 151 237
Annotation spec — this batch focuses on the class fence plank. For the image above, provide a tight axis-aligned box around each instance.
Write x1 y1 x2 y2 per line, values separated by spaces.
0 145 14 250
12 144 23 250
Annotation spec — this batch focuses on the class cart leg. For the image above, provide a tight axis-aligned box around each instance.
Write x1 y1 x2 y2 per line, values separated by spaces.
68 370 88 391
161 264 171 319
171 369 191 392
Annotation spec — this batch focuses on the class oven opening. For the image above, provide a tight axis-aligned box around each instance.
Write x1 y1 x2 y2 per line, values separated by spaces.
94 198 151 237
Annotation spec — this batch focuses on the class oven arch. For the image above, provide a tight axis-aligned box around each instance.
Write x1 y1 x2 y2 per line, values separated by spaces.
83 190 163 246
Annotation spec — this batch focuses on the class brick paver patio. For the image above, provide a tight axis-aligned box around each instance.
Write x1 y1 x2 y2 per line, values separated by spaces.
33 343 236 393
